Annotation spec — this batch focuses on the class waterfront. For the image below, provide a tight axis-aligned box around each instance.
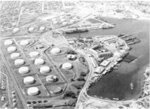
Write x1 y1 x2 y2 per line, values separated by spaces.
65 17 150 100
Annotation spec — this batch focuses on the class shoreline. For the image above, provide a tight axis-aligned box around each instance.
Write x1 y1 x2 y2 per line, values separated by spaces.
84 18 150 101
87 63 149 101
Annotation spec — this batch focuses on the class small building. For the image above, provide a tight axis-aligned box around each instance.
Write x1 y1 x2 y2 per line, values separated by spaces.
94 66 105 74
39 26 46 32
98 51 113 59
68 40 75 44
100 60 110 67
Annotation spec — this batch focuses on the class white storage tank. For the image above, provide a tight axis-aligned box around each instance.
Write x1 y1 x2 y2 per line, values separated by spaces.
20 40 30 46
29 51 39 58
23 76 35 85
27 87 40 96
18 66 30 74
40 65 51 74
14 59 25 66
4 40 13 46
52 87 62 94
50 47 61 55
10 52 20 59
7 46 17 53
34 58 45 65
61 62 73 70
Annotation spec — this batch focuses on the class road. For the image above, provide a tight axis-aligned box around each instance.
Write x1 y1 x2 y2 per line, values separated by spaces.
75 49 96 109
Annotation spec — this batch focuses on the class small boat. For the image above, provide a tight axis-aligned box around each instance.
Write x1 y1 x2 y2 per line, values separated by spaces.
130 82 134 90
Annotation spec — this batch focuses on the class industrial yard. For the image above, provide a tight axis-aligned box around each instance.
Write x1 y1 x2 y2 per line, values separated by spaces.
0 0 150 109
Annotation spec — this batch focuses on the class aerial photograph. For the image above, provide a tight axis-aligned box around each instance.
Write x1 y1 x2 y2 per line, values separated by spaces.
0 0 150 109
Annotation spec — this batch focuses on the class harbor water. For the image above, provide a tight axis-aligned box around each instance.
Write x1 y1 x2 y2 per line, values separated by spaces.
65 17 150 100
